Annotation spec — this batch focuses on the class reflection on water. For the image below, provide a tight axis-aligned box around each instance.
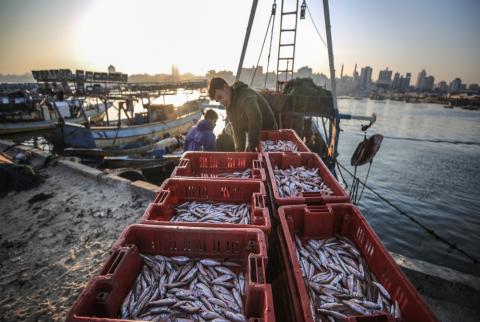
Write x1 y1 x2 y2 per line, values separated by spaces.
337 99 480 276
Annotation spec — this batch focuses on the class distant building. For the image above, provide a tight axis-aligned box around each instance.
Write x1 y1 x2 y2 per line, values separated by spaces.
297 66 313 78
402 73 412 90
108 65 116 73
171 65 180 80
438 81 448 93
415 69 427 89
449 78 462 93
353 64 359 83
376 67 392 89
469 84 479 92
421 76 435 92
459 84 467 91
359 66 373 90
391 72 400 90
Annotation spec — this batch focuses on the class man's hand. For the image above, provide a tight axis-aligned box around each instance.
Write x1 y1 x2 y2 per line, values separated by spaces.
245 144 257 152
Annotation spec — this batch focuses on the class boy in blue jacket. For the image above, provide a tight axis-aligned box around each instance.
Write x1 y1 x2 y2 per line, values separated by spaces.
184 108 218 151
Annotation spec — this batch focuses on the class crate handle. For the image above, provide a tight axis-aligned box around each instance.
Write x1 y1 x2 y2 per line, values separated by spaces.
178 158 189 168
252 159 262 170
306 204 329 213
102 248 127 276
301 191 325 204
249 256 265 284
253 193 266 209
154 190 169 204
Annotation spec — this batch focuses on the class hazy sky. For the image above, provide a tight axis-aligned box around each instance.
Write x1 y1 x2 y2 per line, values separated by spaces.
0 0 479 84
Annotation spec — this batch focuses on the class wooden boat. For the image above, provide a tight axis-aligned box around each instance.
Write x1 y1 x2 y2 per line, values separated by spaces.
0 95 109 136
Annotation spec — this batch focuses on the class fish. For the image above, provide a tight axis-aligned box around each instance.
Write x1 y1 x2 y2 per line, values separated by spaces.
294 234 398 321
260 139 299 152
118 254 248 321
273 166 334 197
172 201 251 224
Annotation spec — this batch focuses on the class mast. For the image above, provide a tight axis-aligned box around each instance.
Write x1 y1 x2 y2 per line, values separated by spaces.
236 0 258 82
322 0 339 161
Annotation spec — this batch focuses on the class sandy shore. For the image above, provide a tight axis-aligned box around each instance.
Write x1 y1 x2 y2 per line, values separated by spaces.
0 163 149 321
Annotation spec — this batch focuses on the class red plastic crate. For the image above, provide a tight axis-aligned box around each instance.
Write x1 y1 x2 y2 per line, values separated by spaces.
67 224 275 322
259 129 310 153
170 151 266 181
264 152 350 205
278 203 438 322
141 178 272 234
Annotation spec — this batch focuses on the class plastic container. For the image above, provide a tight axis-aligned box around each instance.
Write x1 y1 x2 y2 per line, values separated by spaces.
170 151 266 181
264 152 350 205
67 224 275 322
141 178 271 235
259 129 310 153
278 203 438 322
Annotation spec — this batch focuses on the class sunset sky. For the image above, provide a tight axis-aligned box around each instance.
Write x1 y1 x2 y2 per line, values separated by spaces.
0 0 479 83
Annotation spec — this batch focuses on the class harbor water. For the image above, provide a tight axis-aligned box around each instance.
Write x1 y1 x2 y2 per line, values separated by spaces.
336 99 480 277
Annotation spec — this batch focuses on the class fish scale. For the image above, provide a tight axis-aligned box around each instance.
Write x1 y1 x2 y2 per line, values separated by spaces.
119 254 247 321
294 234 402 322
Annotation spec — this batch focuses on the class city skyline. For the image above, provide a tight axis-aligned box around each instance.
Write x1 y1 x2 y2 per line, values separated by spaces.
0 0 479 84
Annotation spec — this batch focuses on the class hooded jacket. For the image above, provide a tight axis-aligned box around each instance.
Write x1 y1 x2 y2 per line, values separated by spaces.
227 82 278 151
184 119 216 151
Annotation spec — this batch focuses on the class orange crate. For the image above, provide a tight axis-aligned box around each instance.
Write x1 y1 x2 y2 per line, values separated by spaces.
141 178 272 235
170 151 266 181
264 152 350 205
278 203 438 322
67 224 275 321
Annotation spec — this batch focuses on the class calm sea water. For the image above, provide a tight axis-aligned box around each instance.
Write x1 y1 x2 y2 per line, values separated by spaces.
336 99 480 276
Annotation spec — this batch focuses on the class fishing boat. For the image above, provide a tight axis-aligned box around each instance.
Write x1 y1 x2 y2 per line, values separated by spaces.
0 92 109 137
56 99 203 157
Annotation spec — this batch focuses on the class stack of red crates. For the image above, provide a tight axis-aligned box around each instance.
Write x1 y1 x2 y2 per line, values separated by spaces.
259 129 437 322
67 149 277 320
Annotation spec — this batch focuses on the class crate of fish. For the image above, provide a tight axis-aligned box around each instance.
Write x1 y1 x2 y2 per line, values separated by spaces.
264 152 350 206
170 151 267 181
67 224 275 322
259 129 310 153
141 178 272 234
278 203 438 322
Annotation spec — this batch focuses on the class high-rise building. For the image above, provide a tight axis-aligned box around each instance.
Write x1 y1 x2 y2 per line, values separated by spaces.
404 73 411 90
415 69 427 89
391 72 400 90
353 64 359 82
108 65 116 73
449 78 462 93
359 66 373 89
468 84 479 92
377 67 392 89
438 81 448 93
422 75 435 92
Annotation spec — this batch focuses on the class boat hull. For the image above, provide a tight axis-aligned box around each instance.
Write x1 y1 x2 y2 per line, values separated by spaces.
91 111 200 148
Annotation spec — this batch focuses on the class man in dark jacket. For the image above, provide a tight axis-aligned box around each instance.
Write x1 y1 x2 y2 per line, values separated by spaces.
184 108 218 151
208 77 277 152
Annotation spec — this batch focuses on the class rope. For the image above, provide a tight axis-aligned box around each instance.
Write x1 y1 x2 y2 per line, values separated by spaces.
251 6 275 87
306 4 328 48
336 160 479 264
264 1 277 88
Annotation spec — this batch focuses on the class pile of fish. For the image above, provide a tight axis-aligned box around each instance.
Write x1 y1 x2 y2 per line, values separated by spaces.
261 139 299 152
119 254 247 321
294 234 401 321
210 169 252 179
171 201 251 224
273 166 333 197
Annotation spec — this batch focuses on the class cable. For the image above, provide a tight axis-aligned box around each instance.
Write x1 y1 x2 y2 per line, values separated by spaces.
264 1 277 88
336 160 479 264
306 4 328 48
251 6 275 87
